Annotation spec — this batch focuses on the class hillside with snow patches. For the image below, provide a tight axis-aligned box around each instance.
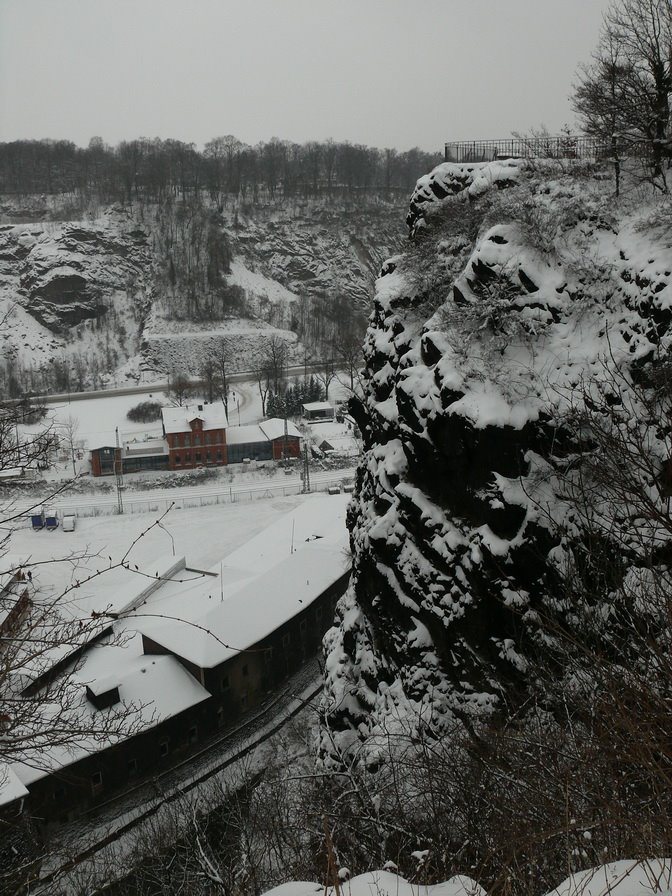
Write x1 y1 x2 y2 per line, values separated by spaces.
0 196 403 390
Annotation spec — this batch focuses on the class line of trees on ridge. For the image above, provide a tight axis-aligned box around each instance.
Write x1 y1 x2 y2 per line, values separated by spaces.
0 137 442 202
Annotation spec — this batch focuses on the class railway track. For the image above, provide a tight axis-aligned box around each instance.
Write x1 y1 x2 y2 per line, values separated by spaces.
29 657 324 893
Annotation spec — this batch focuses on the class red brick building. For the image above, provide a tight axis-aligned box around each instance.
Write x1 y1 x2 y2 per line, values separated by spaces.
161 403 228 471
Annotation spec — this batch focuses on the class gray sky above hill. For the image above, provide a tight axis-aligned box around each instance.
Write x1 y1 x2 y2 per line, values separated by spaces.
0 0 611 152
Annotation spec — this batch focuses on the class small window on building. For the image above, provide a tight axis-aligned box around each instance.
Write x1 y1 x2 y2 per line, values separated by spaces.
264 648 273 666
175 455 181 465
217 706 225 727
300 618 307 633
188 725 198 744
194 436 201 447
206 451 211 463
195 452 202 463
53 786 66 801
185 453 191 463
221 674 230 692
128 757 138 776
91 771 103 793
282 633 291 648
315 605 323 620
160 740 170 758
242 663 249 677
241 691 248 710
216 451 223 461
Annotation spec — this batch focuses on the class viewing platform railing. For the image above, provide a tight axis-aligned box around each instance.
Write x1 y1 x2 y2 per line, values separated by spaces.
444 136 615 164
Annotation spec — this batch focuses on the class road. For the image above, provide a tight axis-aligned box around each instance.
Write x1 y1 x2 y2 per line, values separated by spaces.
37 364 333 405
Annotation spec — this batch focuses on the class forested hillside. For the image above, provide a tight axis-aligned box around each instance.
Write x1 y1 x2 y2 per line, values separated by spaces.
0 136 434 398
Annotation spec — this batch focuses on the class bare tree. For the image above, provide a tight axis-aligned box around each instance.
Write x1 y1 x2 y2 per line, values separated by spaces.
574 0 672 191
257 337 288 416
166 371 195 407
314 357 337 401
60 414 80 477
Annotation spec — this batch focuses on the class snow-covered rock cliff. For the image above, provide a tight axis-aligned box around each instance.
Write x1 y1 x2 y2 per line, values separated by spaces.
0 197 403 391
322 159 672 757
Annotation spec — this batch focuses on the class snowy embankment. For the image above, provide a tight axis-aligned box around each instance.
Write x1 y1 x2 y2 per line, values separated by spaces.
265 859 672 896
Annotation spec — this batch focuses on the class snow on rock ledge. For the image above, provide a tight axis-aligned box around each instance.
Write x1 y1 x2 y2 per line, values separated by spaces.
321 158 672 759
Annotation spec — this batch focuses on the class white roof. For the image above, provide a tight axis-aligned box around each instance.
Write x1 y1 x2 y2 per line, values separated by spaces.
161 403 228 434
225 424 267 446
140 542 349 668
0 764 29 807
0 554 32 593
259 418 302 441
135 495 350 668
123 438 169 457
14 652 210 786
302 401 334 412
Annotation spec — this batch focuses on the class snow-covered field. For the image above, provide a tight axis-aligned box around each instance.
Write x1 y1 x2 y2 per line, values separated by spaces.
7 493 311 604
17 374 358 483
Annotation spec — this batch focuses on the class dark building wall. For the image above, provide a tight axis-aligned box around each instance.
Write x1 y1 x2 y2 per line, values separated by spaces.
271 436 301 461
90 446 118 477
20 569 351 828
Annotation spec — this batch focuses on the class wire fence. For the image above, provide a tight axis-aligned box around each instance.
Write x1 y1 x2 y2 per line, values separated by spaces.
444 135 621 164
24 473 354 521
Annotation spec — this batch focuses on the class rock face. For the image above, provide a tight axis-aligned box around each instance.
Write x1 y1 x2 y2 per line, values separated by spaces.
13 219 151 331
321 160 672 758
230 202 401 311
0 197 403 388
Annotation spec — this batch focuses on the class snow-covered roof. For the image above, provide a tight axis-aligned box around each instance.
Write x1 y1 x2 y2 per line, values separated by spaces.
14 652 210 786
140 541 349 668
0 554 32 593
302 401 334 412
225 424 267 445
135 494 350 668
123 438 169 457
0 764 29 807
259 418 301 442
161 402 228 434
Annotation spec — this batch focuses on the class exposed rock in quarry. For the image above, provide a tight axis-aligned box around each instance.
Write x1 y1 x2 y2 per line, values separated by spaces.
321 159 672 761
0 197 403 391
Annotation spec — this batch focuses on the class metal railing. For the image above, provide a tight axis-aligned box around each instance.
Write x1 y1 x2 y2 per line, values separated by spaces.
444 135 615 164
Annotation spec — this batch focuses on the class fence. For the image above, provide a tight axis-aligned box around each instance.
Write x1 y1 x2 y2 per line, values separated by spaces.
444 135 616 164
26 472 354 521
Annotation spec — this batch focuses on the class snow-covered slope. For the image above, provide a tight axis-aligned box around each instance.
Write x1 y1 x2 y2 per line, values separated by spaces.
0 196 403 390
321 158 672 752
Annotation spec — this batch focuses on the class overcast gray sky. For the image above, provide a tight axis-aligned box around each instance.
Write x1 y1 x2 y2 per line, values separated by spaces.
0 0 611 152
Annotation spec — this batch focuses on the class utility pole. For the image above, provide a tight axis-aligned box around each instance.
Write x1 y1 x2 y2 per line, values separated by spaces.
283 413 289 465
114 427 124 515
302 440 311 493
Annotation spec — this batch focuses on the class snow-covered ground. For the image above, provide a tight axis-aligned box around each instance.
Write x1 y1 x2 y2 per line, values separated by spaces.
7 494 311 602
16 375 359 483
263 859 672 896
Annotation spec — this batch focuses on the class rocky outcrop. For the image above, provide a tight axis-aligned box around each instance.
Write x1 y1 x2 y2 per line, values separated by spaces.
229 202 402 309
322 160 672 759
0 197 404 388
